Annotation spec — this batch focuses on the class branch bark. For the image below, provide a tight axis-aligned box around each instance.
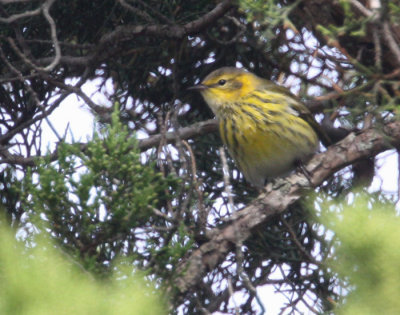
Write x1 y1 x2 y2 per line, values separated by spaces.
172 120 400 299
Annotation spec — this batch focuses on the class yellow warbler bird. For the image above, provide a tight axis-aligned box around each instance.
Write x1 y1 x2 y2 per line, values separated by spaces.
189 67 324 188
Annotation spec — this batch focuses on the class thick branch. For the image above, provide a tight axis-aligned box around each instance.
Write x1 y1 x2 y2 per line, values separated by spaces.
172 120 400 299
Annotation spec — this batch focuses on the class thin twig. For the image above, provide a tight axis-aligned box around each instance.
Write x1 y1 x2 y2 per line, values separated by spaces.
131 0 173 24
372 25 382 70
227 277 240 315
0 0 38 3
281 217 320 265
117 0 154 23
1 0 60 72
219 147 235 212
348 0 373 17
41 0 61 71
44 116 62 141
0 6 41 23
219 146 266 314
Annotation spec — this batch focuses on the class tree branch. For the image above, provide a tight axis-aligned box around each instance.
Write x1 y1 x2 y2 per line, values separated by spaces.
0 0 234 82
172 120 400 299
0 5 41 23
138 119 217 151
0 118 218 166
97 0 233 46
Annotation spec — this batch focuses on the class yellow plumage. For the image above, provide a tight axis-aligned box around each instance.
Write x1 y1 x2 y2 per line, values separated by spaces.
190 67 320 188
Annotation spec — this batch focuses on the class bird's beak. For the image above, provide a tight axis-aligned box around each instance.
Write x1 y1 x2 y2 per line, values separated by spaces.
187 84 208 91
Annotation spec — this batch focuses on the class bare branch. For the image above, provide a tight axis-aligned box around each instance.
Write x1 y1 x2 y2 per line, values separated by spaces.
349 0 374 17
0 118 218 166
219 146 235 212
1 0 61 72
0 0 39 3
0 0 233 78
139 119 218 151
0 6 41 23
129 0 173 24
41 0 61 71
117 0 154 23
97 0 233 47
382 21 400 67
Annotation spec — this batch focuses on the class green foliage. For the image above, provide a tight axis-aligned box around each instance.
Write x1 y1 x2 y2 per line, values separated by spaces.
388 2 400 24
19 107 181 276
0 223 166 315
316 0 371 39
239 0 301 32
318 193 400 314
0 168 23 227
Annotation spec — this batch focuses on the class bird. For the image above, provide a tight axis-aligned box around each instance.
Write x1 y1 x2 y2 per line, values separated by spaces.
189 67 325 188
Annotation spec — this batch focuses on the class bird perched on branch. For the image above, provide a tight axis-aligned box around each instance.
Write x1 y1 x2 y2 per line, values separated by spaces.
189 67 329 188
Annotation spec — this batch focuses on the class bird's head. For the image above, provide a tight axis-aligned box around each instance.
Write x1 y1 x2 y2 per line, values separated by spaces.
189 67 259 114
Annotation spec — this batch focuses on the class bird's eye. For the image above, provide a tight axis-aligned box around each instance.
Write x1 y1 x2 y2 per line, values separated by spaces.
218 79 227 86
